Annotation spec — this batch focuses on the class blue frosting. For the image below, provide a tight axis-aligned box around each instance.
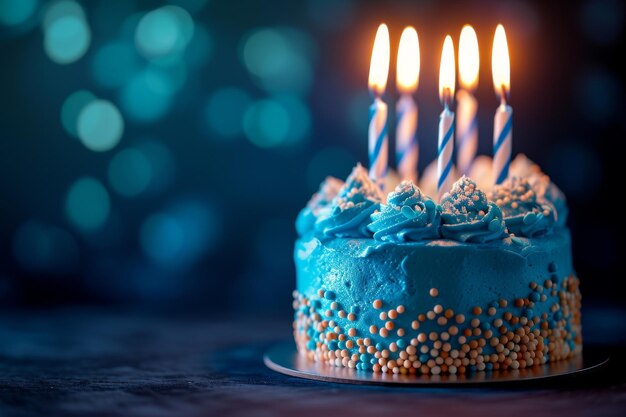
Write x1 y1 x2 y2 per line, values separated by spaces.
490 177 556 238
368 181 441 242
295 176 344 236
314 164 383 238
440 176 508 243
535 177 569 228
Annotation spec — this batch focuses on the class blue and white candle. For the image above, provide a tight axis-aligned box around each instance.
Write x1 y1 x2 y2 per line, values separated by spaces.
492 24 512 185
437 35 456 201
456 25 479 176
395 27 420 183
368 24 391 189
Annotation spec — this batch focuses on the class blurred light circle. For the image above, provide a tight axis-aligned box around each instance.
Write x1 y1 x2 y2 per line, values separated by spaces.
136 141 176 192
0 0 38 26
306 146 355 191
77 100 124 151
61 90 96 137
306 0 355 32
92 42 140 88
577 69 620 124
44 14 91 64
274 94 311 146
65 177 111 231
135 6 194 59
580 0 624 45
42 0 85 30
243 99 290 148
167 0 209 13
121 68 173 122
205 87 252 138
140 200 218 269
184 24 212 69
241 28 314 94
108 148 153 197
12 221 79 273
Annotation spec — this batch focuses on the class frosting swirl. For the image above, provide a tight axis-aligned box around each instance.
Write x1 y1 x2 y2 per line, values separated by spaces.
314 164 384 238
295 176 344 236
440 176 507 243
510 154 568 227
490 177 556 237
368 181 441 242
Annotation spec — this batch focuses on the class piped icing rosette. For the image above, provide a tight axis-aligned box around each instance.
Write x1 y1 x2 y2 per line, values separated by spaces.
490 177 556 238
295 176 344 236
510 154 568 227
314 163 384 238
368 181 441 242
440 176 507 243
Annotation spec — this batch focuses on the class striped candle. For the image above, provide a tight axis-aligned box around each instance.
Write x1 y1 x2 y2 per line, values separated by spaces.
437 108 455 200
491 24 512 185
395 26 420 183
456 25 480 176
368 98 389 185
493 104 512 184
437 35 456 201
396 95 418 183
367 24 391 189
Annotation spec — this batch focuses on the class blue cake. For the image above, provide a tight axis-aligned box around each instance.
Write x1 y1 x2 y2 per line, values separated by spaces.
293 156 581 375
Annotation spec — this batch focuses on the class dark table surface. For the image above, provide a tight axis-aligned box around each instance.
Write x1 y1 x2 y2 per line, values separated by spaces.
1 308 626 417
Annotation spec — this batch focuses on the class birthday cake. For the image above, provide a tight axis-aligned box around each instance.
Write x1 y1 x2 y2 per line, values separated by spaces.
293 155 581 375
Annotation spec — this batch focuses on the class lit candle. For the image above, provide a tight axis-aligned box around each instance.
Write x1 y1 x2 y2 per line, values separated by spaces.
437 35 456 201
491 24 512 185
368 24 391 189
456 25 479 176
396 26 420 183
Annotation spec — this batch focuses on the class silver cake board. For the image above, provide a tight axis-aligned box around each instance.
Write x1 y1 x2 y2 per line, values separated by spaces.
264 342 609 386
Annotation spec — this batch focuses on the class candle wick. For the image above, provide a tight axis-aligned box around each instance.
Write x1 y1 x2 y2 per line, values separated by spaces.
443 88 453 110
499 85 507 106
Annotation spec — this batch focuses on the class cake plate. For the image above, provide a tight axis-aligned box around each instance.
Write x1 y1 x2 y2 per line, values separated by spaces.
264 342 609 386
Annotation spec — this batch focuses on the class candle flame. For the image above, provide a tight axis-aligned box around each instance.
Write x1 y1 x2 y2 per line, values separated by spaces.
492 24 510 100
396 26 420 94
459 25 479 91
368 23 390 96
438 35 455 106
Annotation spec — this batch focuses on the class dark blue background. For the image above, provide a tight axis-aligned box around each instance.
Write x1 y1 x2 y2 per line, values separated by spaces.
0 0 624 313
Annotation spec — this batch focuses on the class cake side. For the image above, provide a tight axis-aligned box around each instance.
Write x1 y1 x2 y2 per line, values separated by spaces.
293 231 581 374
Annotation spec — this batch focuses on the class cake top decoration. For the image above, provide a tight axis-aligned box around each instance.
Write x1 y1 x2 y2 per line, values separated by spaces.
440 176 508 243
490 176 555 237
314 163 384 238
295 176 344 236
368 180 441 242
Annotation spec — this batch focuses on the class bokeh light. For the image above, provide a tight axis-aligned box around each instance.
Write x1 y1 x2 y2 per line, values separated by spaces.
91 42 140 89
77 99 124 151
306 147 356 191
108 148 153 197
576 69 620 124
42 0 85 29
306 0 355 32
205 87 252 139
273 94 312 146
61 90 96 137
120 67 177 122
580 0 624 45
243 99 290 148
136 141 176 193
43 1 91 65
140 200 219 269
184 24 212 69
65 177 111 232
167 0 209 13
241 27 315 95
0 0 38 26
135 6 194 60
12 221 79 273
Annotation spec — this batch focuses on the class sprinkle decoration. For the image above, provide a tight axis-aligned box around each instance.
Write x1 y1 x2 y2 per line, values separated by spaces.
293 275 581 375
